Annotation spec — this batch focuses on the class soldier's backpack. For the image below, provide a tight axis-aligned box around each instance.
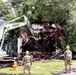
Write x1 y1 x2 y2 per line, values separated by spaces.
66 50 72 60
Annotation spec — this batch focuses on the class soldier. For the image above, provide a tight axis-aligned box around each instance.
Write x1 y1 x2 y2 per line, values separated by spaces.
22 51 32 75
64 45 72 73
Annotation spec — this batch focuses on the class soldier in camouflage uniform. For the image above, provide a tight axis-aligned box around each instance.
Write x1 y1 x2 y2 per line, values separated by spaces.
64 45 72 73
22 51 32 75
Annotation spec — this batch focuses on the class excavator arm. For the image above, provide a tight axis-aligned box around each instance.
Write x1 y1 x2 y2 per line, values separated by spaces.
0 15 33 55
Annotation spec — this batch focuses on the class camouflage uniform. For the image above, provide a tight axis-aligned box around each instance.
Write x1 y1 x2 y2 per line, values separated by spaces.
23 54 32 75
64 49 72 73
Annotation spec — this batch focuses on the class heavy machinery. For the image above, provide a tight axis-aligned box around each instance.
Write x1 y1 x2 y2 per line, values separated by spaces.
0 15 33 57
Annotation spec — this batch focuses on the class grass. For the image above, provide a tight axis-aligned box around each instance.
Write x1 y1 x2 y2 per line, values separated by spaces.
0 68 23 74
32 60 65 75
0 60 76 75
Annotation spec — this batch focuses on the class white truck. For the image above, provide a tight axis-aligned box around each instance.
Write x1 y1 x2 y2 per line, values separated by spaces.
0 15 33 57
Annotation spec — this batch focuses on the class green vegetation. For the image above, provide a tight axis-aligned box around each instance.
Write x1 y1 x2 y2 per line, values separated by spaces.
1 0 76 52
0 60 76 75
32 60 64 75
0 68 23 74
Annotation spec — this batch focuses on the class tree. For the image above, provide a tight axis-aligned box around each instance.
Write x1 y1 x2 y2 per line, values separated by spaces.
63 0 76 52
22 0 69 23
0 0 9 18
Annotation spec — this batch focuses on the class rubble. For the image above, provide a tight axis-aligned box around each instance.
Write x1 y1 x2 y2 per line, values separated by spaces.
14 23 65 60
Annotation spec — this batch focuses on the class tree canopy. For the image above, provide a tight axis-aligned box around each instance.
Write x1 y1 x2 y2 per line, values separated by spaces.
0 0 76 52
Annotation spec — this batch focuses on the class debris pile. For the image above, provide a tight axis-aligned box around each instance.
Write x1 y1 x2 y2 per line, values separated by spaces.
22 23 65 52
30 50 64 60
14 23 65 59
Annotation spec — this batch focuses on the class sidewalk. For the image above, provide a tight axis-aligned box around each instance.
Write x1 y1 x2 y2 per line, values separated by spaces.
52 63 76 75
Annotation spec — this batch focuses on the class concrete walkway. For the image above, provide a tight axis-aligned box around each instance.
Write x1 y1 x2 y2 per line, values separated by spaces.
52 63 76 75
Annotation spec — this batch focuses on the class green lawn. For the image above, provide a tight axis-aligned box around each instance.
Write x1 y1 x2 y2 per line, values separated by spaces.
0 60 76 75
32 60 64 75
